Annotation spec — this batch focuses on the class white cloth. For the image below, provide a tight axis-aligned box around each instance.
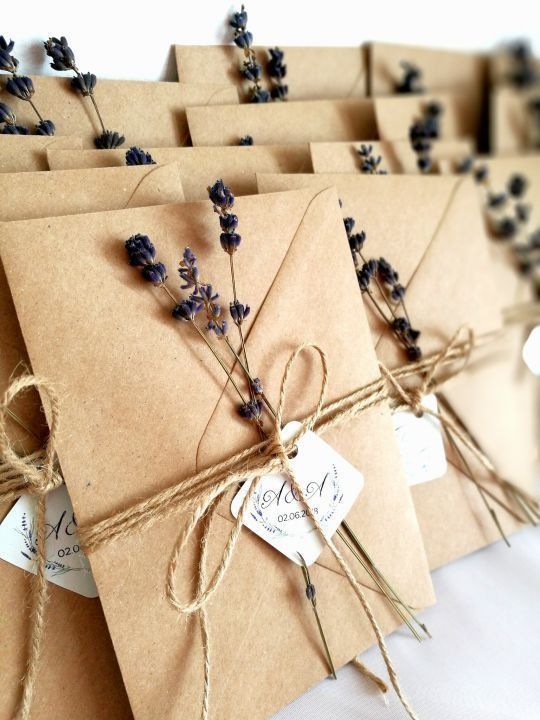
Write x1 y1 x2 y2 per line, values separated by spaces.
272 526 540 719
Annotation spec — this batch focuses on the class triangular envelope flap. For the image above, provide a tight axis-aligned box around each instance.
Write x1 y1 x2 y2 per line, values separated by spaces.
175 45 367 100
0 163 185 223
195 186 432 591
186 98 377 146
0 78 238 148
369 42 487 96
375 91 481 142
0 135 82 173
0 191 322 525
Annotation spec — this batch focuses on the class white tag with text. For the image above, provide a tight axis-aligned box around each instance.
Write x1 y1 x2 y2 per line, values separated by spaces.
0 484 98 597
231 421 364 566
392 393 447 487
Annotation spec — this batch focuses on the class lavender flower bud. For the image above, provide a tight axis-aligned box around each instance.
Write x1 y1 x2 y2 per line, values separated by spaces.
208 180 235 210
0 42 18 73
220 232 242 254
417 156 431 174
71 72 97 97
1 124 29 135
349 231 366 254
0 102 17 125
393 317 410 334
172 298 202 322
456 156 474 174
207 319 228 339
271 84 289 101
6 76 34 102
234 31 253 49
95 130 125 149
0 36 15 53
239 135 254 145
35 119 56 136
305 583 316 602
251 87 271 103
487 192 507 209
44 36 77 72
496 217 518 239
125 146 156 166
125 235 166 284
407 345 422 362
473 165 489 184
242 61 262 83
343 217 355 235
250 377 263 396
239 398 263 421
141 262 167 285
507 174 527 199
230 300 250 325
219 213 239 232
178 247 199 289
268 47 286 79
230 6 248 29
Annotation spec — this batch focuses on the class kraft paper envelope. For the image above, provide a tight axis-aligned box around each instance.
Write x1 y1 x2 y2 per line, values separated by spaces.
187 98 377 146
375 91 482 144
0 135 81 173
369 42 487 97
491 86 540 154
1 187 434 720
310 139 474 175
0 163 186 720
257 173 535 568
0 77 238 148
175 45 367 100
46 144 312 200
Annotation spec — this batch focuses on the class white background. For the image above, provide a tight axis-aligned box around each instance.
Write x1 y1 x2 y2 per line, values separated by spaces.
5 0 540 82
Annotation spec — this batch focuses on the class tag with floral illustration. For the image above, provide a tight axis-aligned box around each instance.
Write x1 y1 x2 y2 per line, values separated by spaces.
0 484 97 597
392 393 448 486
231 421 364 566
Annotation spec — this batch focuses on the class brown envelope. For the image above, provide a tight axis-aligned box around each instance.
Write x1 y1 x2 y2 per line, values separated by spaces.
0 135 81 172
310 139 474 174
175 45 367 100
369 42 487 97
491 86 540 154
46 144 312 200
0 163 185 720
257 173 535 569
0 77 238 148
187 98 377 146
0 187 434 720
375 91 482 143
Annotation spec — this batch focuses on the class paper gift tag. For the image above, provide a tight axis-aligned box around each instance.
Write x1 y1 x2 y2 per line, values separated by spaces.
231 421 364 566
523 325 540 375
392 394 448 487
0 484 97 597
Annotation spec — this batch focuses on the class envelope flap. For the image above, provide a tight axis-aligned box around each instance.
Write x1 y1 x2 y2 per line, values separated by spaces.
176 45 367 99
0 78 239 148
0 135 82 173
187 98 377 146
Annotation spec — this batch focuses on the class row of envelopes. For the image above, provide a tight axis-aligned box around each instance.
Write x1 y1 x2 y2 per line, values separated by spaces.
0 36 539 720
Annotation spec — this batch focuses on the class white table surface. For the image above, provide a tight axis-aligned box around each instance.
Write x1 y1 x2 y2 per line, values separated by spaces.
272 525 540 720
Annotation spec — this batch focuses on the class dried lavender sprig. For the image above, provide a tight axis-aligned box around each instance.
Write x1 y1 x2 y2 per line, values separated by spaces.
0 36 56 135
357 144 386 175
396 60 424 94
230 6 270 103
267 47 288 101
44 36 125 149
124 234 249 408
409 102 443 174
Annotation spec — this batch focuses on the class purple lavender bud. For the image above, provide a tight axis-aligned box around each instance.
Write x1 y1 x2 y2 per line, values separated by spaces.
230 300 250 325
141 262 167 285
271 84 288 101
35 119 56 136
71 72 97 97
230 6 248 30
305 583 316 601
208 179 235 210
487 192 507 209
407 345 422 362
250 377 263 396
234 30 253 49
125 146 156 166
172 298 202 322
1 124 29 135
6 76 34 101
0 36 15 53
220 232 242 254
125 234 156 266
473 165 489 184
507 174 527 199
239 135 254 146
219 213 239 232
239 398 263 421
456 156 474 174
0 101 17 126
0 45 18 73
393 317 410 334
242 61 262 83
251 87 271 103
44 36 76 72
95 130 125 149
343 217 355 235
207 319 228 339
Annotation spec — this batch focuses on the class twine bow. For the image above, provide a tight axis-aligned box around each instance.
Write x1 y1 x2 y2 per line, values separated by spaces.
0 375 62 720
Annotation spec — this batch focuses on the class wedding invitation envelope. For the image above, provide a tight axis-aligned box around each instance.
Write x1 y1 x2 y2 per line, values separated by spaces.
369 42 487 97
310 139 474 174
175 45 367 100
374 91 482 144
0 77 238 148
0 135 81 172
1 187 434 719
46 144 312 200
186 98 377 146
0 162 186 720
491 86 540 154
257 173 534 568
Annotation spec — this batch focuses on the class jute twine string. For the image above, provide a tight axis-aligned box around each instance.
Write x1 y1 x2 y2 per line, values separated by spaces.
0 376 62 720
0 323 521 720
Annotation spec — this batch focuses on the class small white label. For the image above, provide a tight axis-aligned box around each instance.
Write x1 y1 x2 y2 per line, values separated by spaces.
0 484 98 597
231 421 364 566
523 325 540 376
392 394 448 487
